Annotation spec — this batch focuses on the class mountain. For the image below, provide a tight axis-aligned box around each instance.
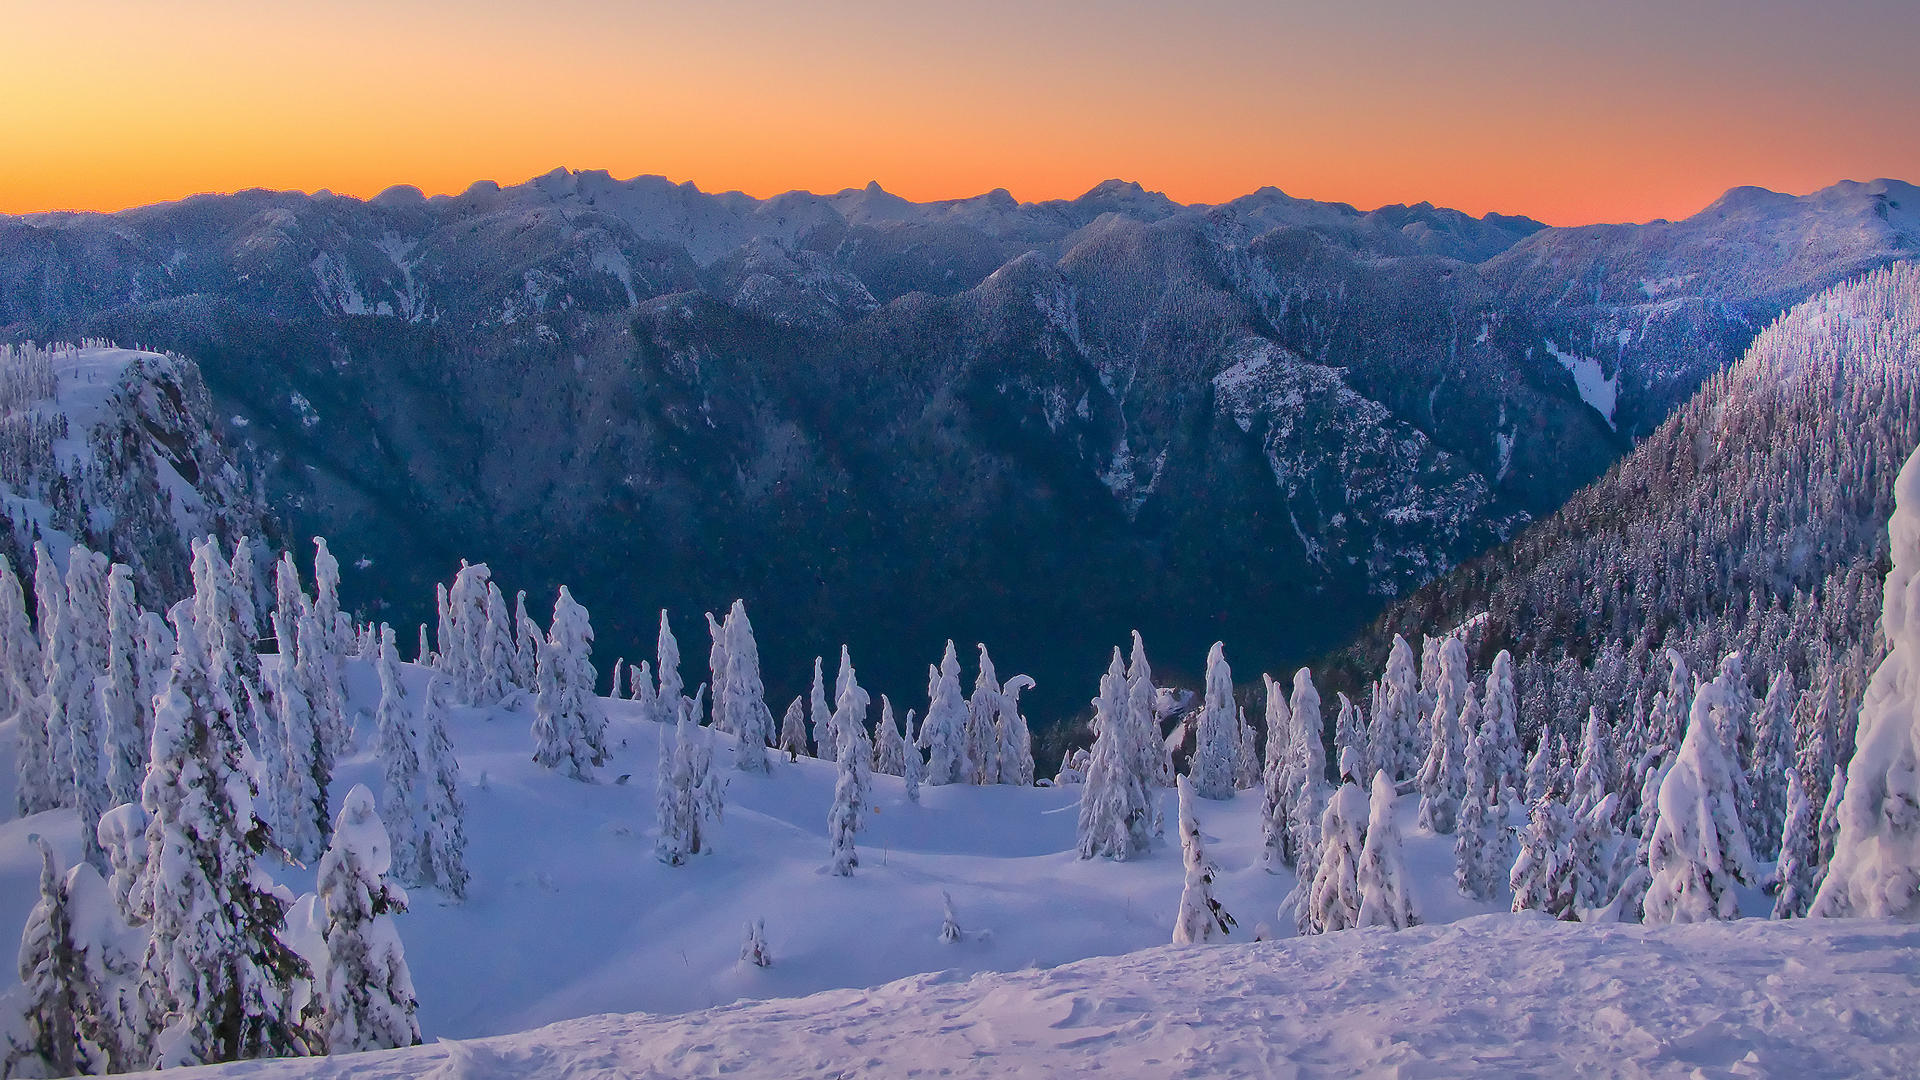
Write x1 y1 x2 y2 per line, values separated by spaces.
2 174 1914 730
1326 262 1920 747
0 342 272 604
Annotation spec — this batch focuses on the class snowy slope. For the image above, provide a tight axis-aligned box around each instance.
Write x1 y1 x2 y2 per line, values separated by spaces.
0 647 1794 1046
154 917 1920 1079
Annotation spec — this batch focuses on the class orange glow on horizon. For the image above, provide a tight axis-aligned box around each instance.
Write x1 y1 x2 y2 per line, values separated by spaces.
2 1 1915 228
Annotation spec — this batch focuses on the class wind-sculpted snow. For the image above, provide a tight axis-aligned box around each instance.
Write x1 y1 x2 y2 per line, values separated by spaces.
163 917 1920 1079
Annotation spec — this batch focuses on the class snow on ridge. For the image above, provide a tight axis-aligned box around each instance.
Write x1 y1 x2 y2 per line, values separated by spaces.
171 916 1920 1080
1545 338 1620 429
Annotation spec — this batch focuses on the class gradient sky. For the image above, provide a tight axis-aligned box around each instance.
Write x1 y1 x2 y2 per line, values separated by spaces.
3 0 1916 225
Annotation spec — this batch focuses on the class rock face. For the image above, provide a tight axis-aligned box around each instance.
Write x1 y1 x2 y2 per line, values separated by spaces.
0 173 1912 723
0 343 272 603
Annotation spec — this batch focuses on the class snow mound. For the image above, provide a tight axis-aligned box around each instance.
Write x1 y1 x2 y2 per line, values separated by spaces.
165 916 1920 1079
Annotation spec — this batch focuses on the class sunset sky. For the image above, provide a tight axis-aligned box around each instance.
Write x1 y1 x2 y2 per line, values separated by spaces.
3 0 1915 225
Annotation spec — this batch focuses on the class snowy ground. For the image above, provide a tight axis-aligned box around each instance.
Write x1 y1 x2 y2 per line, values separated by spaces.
0 652 1853 1070
145 917 1920 1079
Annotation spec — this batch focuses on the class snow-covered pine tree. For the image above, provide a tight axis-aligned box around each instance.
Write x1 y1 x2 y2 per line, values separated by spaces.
996 674 1037 787
513 591 541 690
1643 679 1758 924
963 644 1002 785
1482 650 1524 800
1569 708 1614 820
1811 447 1920 919
138 610 315 1066
412 676 468 899
1285 668 1327 868
374 626 424 884
630 660 657 720
63 548 112 869
1259 673 1294 872
724 601 775 773
873 695 907 776
921 642 967 785
10 837 81 1077
655 610 684 727
227 538 263 678
1510 796 1574 919
283 607 336 864
1357 771 1418 929
313 537 342 657
1171 776 1235 944
1454 732 1507 902
827 665 872 876
1078 650 1146 860
1332 692 1368 791
808 656 834 762
1772 765 1819 919
531 587 608 780
1524 735 1553 806
740 919 771 967
1306 771 1369 934
1417 636 1469 834
102 562 145 809
903 709 924 803
1126 632 1171 788
704 611 732 735
1233 705 1260 791
416 624 431 666
480 582 514 702
1816 762 1846 871
655 688 721 864
315 784 420 1053
777 696 809 760
608 658 624 701
1188 642 1237 800
97 801 148 922
0 555 37 728
1746 670 1795 861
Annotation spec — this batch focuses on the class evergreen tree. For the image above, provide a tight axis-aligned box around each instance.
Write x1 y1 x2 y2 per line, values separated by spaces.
1569 708 1614 820
0 555 38 727
282 608 335 865
101 562 145 811
64 547 112 870
1481 650 1524 799
315 785 421 1053
1567 793 1621 914
656 688 721 864
1644 681 1758 924
1417 636 1469 834
873 695 907 776
312 538 342 657
1188 643 1236 800
703 611 732 735
412 677 468 899
1454 732 1506 902
963 645 1002 784
1285 669 1327 868
654 610 684 727
1773 766 1819 919
1077 650 1152 860
1233 705 1260 791
777 697 809 761
996 674 1037 787
1746 670 1795 861
723 602 775 773
1259 673 1294 872
531 588 608 780
1126 632 1171 789
1306 775 1369 934
24 541 63 816
1510 796 1575 919
903 709 924 804
513 591 541 691
827 664 872 876
1370 635 1420 783
10 837 80 1077
1357 772 1418 929
1171 776 1235 944
374 627 424 885
137 611 315 1066
480 583 515 702
920 642 967 785
807 656 834 762
1524 736 1553 806
1332 692 1368 792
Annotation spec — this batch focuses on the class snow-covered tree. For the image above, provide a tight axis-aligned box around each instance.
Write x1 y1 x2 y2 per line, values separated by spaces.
531 587 608 780
1569 708 1614 820
827 664 872 876
1454 732 1507 902
282 608 336 864
607 659 625 701
480 583 515 702
920 642 967 785
374 626 423 885
1188 642 1236 800
1232 706 1260 791
1568 793 1620 914
654 610 684 727
1746 670 1795 861
8 837 143 1076
1259 673 1294 872
1643 681 1758 924
874 695 907 776
101 562 145 810
722 602 775 773
963 645 1002 784
1126 632 1171 789
1524 735 1553 806
25 541 63 810
411 676 468 899
10 837 81 1077
1358 772 1418 929
0 555 38 727
513 591 540 690
1171 776 1235 944
1772 766 1819 919
629 660 657 720
903 709 924 803
703 611 731 735
1417 636 1470 835
996 674 1036 787
1285 669 1327 869
739 919 771 967
1371 635 1422 783
138 611 315 1066
807 656 833 762
1332 692 1368 791
1510 796 1574 919
312 537 342 656
315 785 420 1053
777 697 809 761
1305 774 1369 934
655 688 721 864
60 548 112 869
1481 650 1524 799
1077 650 1155 860
1811 448 1920 919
